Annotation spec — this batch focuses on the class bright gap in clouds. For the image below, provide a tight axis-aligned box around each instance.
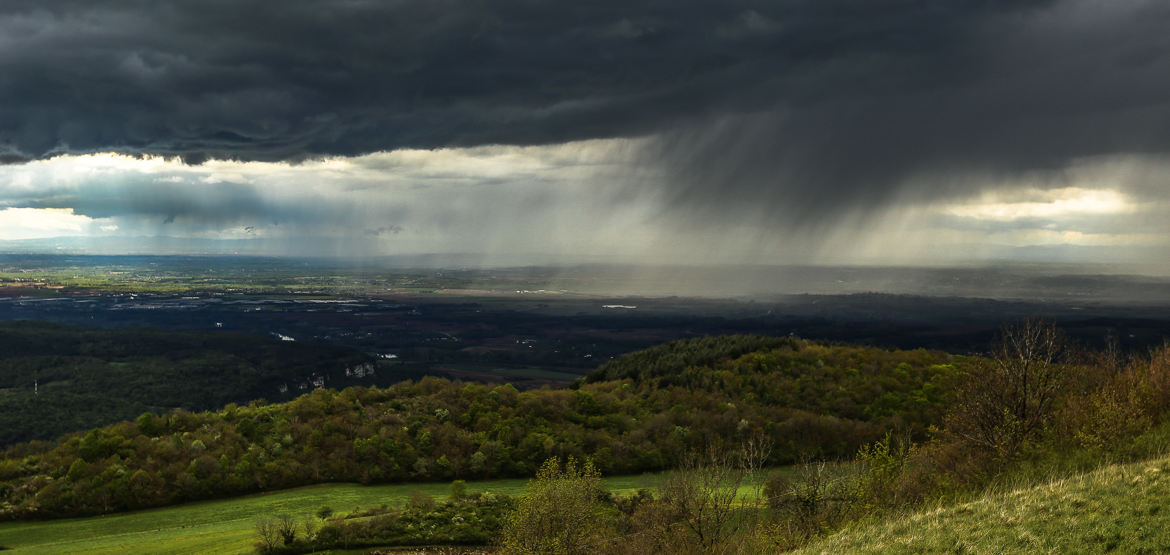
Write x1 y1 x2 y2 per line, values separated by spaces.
0 207 97 240
941 188 1134 221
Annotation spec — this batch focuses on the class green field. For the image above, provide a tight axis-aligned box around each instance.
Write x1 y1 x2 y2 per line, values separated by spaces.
0 473 671 554
0 467 787 554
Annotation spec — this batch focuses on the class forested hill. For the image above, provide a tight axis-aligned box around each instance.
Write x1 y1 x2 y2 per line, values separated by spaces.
0 335 969 520
0 321 373 446
582 335 795 384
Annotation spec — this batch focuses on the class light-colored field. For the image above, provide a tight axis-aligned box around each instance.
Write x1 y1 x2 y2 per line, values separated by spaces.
0 474 663 554
797 454 1170 554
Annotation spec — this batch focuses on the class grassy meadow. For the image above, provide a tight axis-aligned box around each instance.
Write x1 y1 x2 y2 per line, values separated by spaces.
0 472 684 554
797 453 1170 554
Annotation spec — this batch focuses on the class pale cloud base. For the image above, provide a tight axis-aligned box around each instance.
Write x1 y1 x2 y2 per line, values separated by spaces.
0 146 1167 269
0 207 112 240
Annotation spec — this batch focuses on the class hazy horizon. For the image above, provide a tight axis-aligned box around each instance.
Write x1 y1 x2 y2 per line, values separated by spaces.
5 252 1170 303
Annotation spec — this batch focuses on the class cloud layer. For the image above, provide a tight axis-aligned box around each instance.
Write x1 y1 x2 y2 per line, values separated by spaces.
2 1 1170 264
5 2 1167 160
0 145 667 259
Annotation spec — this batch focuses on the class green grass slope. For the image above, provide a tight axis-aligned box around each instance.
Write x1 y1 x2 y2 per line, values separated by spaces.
798 454 1170 554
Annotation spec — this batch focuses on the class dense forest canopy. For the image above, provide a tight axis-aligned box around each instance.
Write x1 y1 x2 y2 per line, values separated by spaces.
582 335 796 384
0 321 372 445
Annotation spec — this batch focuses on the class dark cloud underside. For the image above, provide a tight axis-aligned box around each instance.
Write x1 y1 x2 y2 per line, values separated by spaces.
2 0 1170 223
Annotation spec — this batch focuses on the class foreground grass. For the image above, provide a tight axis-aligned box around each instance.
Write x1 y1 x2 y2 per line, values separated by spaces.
0 474 663 554
798 454 1170 554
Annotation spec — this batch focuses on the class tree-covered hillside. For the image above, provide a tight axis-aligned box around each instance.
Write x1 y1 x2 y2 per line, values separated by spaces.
0 321 373 446
0 335 968 519
582 334 796 384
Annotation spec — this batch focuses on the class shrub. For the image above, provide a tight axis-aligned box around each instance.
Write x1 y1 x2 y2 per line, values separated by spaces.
854 433 912 508
449 479 467 500
405 490 435 512
499 457 620 554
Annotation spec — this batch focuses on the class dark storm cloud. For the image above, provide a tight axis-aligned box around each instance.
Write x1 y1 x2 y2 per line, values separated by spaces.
647 1 1170 223
2 0 808 161
2 0 1170 224
14 178 269 224
0 170 360 232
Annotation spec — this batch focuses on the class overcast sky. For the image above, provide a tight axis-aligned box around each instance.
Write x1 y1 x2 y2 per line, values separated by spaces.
1 1 1168 267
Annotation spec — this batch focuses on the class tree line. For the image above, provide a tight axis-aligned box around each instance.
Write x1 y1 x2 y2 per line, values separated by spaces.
0 335 964 519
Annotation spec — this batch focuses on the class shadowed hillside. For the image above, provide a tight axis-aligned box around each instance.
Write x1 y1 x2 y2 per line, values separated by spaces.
0 321 373 445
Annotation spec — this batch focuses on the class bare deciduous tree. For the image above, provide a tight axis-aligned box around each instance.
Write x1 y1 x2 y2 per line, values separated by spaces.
654 437 772 553
254 517 281 553
949 318 1068 457
276 514 297 546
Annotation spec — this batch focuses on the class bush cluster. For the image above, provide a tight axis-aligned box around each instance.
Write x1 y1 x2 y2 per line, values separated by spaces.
256 489 516 554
